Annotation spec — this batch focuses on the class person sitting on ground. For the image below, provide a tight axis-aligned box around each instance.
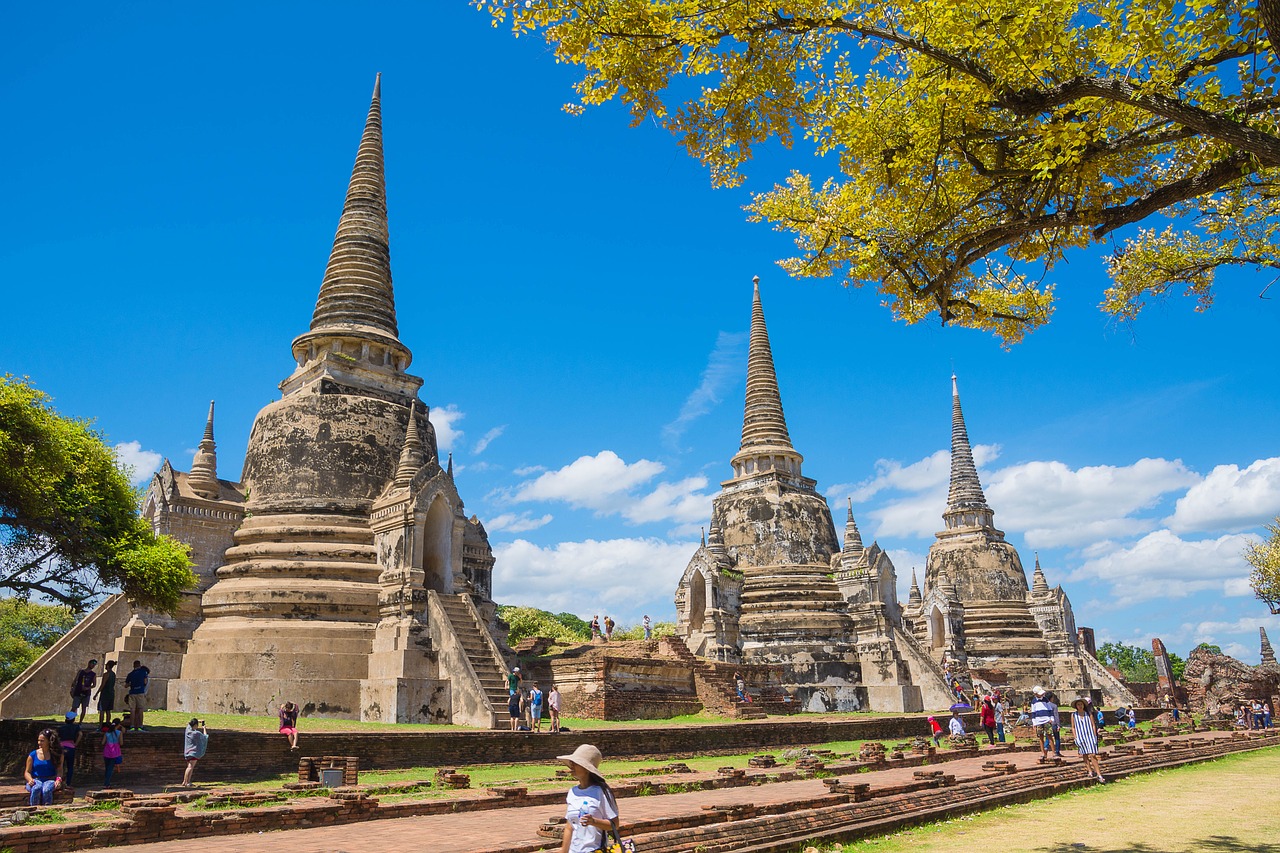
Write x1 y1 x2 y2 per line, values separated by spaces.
181 719 209 787
734 672 747 702
279 701 300 750
948 708 966 737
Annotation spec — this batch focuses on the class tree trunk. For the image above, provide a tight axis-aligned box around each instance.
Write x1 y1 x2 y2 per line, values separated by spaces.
1261 0 1280 61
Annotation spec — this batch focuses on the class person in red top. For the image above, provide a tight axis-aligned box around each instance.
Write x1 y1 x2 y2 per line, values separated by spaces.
928 715 944 746
980 696 997 744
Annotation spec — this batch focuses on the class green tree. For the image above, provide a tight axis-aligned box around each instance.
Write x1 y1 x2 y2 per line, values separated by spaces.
1245 516 1280 614
0 376 196 613
498 605 593 645
487 0 1280 343
0 598 76 685
1097 641 1158 682
1192 641 1224 654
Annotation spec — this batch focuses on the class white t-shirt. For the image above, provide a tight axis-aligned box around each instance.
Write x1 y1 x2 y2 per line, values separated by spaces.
564 783 618 853
548 690 561 712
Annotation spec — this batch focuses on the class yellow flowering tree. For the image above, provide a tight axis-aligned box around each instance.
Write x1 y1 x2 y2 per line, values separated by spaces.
1246 517 1280 615
484 0 1280 343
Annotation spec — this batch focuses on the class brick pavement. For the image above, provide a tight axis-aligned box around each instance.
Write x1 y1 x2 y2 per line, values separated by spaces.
116 732 1260 853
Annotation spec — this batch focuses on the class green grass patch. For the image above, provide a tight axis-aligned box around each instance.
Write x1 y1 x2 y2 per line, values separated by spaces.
23 810 66 825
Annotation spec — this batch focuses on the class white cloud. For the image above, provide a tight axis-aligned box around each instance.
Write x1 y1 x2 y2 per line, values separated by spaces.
114 441 162 486
1167 457 1280 533
1185 616 1270 641
662 331 747 449
474 425 506 455
506 450 714 526
485 512 554 534
987 458 1200 548
513 465 546 477
493 537 694 623
428 404 464 453
1068 529 1256 606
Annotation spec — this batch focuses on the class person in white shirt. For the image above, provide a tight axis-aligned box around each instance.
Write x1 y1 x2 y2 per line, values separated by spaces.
948 709 965 737
558 744 619 853
1030 686 1057 760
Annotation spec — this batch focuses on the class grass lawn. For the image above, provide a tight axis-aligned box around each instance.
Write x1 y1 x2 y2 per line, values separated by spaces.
830 747 1280 853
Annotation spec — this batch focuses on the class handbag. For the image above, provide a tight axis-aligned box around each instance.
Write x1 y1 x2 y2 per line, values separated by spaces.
595 820 637 853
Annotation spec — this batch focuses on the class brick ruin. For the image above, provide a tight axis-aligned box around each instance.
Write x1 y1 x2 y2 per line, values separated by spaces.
1183 629 1280 717
0 77 508 726
673 283 1136 712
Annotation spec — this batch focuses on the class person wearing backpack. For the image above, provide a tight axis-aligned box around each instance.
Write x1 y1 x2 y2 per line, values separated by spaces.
529 683 544 733
69 660 98 723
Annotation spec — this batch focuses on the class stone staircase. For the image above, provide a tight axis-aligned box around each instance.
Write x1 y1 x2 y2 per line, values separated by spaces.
661 637 797 719
432 593 511 726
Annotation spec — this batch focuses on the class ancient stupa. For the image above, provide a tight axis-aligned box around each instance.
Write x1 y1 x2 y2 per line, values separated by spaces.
906 376 1135 702
0 77 509 726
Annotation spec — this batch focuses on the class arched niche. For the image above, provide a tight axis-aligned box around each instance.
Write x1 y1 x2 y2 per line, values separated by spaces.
929 606 946 650
688 568 707 632
420 495 455 594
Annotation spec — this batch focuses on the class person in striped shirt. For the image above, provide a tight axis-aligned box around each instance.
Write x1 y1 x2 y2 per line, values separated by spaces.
1071 697 1104 783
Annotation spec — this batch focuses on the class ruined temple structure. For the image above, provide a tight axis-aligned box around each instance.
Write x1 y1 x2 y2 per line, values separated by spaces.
902 377 1136 705
673 280 952 712
0 77 509 727
1184 633 1280 716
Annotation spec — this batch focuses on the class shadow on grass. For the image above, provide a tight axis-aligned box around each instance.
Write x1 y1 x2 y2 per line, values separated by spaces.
1041 837 1270 853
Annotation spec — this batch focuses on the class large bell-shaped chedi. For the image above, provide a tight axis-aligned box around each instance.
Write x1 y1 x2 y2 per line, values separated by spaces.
170 77 505 723
675 278 861 710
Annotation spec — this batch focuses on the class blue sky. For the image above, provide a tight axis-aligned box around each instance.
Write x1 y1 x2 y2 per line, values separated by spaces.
2 2 1277 663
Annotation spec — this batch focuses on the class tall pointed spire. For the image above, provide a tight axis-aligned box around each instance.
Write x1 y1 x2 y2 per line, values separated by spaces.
188 401 220 500
393 402 426 488
1031 553 1050 594
943 374 995 531
730 277 804 479
1262 627 1277 666
842 498 865 565
310 73 398 337
739 276 794 451
908 569 922 605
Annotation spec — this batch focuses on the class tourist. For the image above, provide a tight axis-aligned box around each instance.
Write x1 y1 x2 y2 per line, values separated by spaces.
23 729 63 806
279 701 300 750
557 744 619 853
181 719 209 787
101 719 124 787
1265 701 1274 729
123 660 150 731
590 615 601 641
1015 703 1031 727
993 694 1007 742
508 666 522 696
530 682 544 733
1071 698 1105 783
643 615 652 640
1095 705 1106 731
604 616 615 642
734 672 747 702
927 715 944 746
1044 689 1064 755
1030 687 1056 761
1115 706 1129 727
95 660 117 725
509 690 522 731
1252 699 1265 730
548 684 562 733
56 711 82 790
69 659 98 723
948 708 965 737
979 696 997 744
1126 706 1137 730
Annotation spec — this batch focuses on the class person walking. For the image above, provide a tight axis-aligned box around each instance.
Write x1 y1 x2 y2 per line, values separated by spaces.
548 685 562 733
1265 701 1274 729
508 666 522 696
278 701 300 749
69 659 98 723
94 661 117 725
557 744 620 853
23 729 63 806
603 616 615 642
1127 706 1137 730
529 682 544 733
590 616 600 641
1043 688 1064 755
56 711 82 791
1071 698 1105 782
994 694 1007 742
979 696 997 744
181 719 209 787
123 660 150 731
927 715 944 747
101 719 124 787
643 615 651 640
1031 687 1057 761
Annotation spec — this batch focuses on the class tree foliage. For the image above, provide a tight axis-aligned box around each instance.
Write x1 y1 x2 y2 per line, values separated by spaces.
485 0 1280 343
499 605 593 644
1097 640 1185 682
0 598 76 686
1244 516 1280 614
0 376 196 613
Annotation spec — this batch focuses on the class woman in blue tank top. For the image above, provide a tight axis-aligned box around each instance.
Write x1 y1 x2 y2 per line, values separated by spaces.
24 729 64 806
